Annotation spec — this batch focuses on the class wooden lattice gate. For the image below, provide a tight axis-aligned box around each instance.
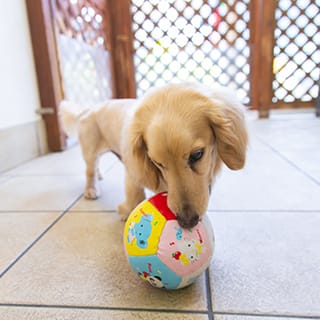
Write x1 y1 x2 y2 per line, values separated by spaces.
131 0 319 113
53 0 113 105
27 0 319 150
53 0 136 101
27 0 135 150
272 0 319 109
131 0 251 105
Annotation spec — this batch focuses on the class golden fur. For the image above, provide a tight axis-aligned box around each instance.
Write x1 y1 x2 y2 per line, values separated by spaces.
60 83 248 228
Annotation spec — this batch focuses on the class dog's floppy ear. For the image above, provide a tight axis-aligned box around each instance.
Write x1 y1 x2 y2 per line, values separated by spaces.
206 91 248 170
127 122 161 191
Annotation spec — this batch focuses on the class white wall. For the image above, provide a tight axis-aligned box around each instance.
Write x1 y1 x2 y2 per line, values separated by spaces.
0 1 41 129
0 1 47 172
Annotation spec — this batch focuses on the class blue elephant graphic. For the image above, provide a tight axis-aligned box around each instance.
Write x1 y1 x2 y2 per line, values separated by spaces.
127 214 153 248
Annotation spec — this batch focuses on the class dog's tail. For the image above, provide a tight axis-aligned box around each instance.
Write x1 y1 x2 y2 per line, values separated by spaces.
59 101 89 138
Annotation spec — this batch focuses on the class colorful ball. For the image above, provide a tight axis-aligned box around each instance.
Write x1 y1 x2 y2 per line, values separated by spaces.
123 192 214 289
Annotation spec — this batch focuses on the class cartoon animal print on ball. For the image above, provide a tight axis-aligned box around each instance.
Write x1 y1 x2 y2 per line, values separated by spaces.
127 213 153 248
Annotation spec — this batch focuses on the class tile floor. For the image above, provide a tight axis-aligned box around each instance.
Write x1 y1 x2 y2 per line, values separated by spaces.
1 111 320 319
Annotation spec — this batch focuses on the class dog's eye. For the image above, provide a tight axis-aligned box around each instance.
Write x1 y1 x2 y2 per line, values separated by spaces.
188 149 204 165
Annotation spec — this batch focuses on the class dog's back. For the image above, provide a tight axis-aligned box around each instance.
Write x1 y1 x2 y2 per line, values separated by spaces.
59 99 137 158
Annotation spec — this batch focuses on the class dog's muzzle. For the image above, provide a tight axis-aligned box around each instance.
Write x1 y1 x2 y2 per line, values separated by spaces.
177 212 199 229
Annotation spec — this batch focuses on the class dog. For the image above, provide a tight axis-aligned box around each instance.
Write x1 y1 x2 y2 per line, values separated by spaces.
60 83 248 228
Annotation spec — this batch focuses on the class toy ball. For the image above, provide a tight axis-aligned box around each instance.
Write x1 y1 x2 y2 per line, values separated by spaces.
123 192 214 290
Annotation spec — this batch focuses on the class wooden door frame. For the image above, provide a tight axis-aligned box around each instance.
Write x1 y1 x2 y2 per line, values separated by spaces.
108 0 136 98
26 0 66 151
250 0 277 118
26 0 136 151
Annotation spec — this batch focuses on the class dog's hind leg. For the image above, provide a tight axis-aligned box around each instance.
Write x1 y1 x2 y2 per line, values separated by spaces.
78 117 104 200
83 153 101 199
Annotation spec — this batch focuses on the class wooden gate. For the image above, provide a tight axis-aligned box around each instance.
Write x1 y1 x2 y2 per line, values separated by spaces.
131 0 251 105
272 0 319 109
130 0 319 117
27 0 319 150
53 0 113 105
27 0 135 151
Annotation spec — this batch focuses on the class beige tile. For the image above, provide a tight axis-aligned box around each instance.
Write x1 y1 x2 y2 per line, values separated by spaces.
71 162 156 212
0 175 11 184
249 115 320 184
208 212 320 315
71 162 126 211
0 212 208 311
246 136 270 152
4 146 85 176
248 114 320 150
0 176 83 211
4 146 118 177
280 148 320 183
209 148 320 211
0 212 61 274
0 307 208 320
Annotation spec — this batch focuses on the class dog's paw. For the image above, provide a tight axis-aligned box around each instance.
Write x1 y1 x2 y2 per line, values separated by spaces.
84 187 100 200
117 203 131 221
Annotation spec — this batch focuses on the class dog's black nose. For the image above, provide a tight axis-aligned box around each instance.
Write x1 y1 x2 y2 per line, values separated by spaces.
177 213 199 229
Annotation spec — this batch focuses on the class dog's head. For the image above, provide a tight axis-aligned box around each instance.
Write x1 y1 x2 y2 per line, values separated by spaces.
127 83 248 228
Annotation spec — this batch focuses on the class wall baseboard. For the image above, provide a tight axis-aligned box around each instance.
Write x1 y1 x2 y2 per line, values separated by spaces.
0 120 48 173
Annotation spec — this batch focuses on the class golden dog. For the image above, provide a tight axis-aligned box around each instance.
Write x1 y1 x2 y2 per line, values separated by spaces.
60 83 248 228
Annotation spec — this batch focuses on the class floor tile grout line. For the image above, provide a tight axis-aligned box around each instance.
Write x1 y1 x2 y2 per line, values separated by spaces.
0 303 207 315
0 209 116 213
0 194 83 278
205 268 214 320
256 136 320 186
0 303 319 319
102 158 122 174
1 209 319 214
1 174 85 177
0 210 70 213
212 310 320 319
0 158 119 179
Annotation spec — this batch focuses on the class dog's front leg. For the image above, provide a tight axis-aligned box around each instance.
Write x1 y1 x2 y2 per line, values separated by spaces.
118 173 145 220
